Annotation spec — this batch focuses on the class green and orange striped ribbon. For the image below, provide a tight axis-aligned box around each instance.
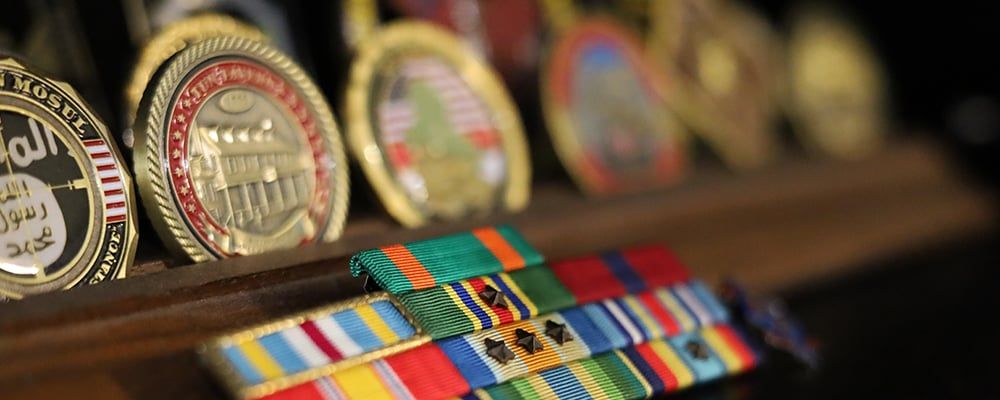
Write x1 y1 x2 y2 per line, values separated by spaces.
350 225 544 295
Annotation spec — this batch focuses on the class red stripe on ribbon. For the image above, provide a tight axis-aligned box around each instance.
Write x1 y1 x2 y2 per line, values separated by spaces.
636 342 680 391
383 344 469 399
300 321 344 362
257 380 326 400
637 291 681 336
620 246 689 287
714 324 758 371
467 277 515 325
550 255 627 303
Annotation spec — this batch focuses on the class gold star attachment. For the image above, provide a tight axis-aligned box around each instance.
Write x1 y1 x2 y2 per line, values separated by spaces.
484 338 516 364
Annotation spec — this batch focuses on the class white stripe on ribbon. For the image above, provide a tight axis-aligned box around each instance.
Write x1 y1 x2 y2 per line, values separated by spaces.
472 329 529 382
313 316 363 358
373 359 415 400
316 376 347 400
674 285 713 327
281 328 332 368
603 299 644 344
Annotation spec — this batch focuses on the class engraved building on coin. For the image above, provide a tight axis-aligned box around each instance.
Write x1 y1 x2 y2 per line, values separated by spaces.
346 22 530 227
123 13 268 147
1 58 137 300
133 36 349 262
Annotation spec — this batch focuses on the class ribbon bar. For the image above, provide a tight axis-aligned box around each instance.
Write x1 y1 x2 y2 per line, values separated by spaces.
351 225 544 295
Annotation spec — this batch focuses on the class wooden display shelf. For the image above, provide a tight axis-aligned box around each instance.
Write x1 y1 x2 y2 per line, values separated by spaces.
0 139 996 399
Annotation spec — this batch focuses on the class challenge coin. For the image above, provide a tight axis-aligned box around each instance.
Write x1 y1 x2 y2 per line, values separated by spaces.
346 22 530 227
124 13 267 146
787 5 888 158
133 36 349 262
541 18 688 195
1 57 137 300
649 0 780 169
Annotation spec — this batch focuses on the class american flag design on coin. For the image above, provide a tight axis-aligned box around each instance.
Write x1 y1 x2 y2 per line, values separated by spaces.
375 57 506 219
1 57 137 300
346 22 530 227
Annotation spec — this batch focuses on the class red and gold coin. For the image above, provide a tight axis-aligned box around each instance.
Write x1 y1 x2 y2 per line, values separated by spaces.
133 36 349 262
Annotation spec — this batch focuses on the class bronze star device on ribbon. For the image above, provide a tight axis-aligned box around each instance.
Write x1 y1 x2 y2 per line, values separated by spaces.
132 35 350 262
1 57 137 300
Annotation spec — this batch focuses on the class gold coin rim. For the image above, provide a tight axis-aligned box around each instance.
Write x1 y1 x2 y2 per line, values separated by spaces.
539 16 690 195
345 21 531 227
647 0 780 169
123 13 267 126
785 4 889 159
133 36 350 262
0 57 138 299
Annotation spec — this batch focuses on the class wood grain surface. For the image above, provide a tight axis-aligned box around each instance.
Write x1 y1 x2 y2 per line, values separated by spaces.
0 140 995 399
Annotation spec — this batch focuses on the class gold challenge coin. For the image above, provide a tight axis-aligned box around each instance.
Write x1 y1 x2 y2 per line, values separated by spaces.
123 13 266 147
133 36 349 262
787 5 889 158
1 57 137 300
346 22 530 227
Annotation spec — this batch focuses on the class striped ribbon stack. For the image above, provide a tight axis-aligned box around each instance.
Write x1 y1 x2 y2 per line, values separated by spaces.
201 225 760 399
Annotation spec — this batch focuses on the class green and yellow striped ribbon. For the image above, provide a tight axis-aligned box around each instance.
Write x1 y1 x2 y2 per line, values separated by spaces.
398 266 576 339
473 350 651 400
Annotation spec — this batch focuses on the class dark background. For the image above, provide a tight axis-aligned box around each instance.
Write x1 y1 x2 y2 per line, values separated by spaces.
3 0 998 185
3 1 999 398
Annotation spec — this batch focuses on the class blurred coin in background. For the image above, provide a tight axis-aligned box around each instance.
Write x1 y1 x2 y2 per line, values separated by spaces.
121 0 297 57
387 0 542 89
649 0 780 170
542 17 688 195
345 22 530 227
786 4 889 159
